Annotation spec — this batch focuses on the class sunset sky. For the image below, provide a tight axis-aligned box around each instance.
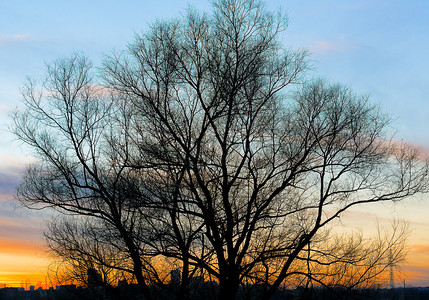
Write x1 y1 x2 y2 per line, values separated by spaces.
0 0 428 288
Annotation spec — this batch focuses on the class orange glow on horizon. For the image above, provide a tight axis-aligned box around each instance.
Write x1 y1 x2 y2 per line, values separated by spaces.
0 238 51 288
0 251 428 288
0 222 428 289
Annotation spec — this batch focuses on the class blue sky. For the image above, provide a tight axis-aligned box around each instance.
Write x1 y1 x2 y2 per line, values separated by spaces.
1 0 428 151
284 1 429 148
0 0 428 286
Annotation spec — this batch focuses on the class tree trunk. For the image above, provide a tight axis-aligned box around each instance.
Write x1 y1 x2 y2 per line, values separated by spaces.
177 256 189 300
218 276 240 300
116 221 153 300
133 254 153 300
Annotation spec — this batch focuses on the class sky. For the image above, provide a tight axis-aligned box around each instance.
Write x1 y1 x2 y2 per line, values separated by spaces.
0 0 428 288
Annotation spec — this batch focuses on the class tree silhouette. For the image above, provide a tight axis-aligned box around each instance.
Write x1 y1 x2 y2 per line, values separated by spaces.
12 0 428 300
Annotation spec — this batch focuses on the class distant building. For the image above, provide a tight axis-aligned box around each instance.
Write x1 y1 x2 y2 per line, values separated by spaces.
56 284 77 290
171 269 181 286
0 287 20 298
118 279 128 287
87 268 102 288
189 276 204 288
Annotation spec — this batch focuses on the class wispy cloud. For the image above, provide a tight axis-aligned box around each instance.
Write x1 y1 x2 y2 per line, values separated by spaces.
310 36 364 55
0 154 31 175
0 239 45 255
411 244 429 254
0 155 26 198
0 103 13 115
340 1 372 11
402 265 429 286
0 173 20 196
0 211 44 239
0 34 32 46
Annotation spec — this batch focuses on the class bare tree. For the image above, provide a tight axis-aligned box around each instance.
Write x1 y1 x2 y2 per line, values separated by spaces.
101 1 428 299
285 221 409 294
12 54 160 300
45 216 135 287
12 1 429 300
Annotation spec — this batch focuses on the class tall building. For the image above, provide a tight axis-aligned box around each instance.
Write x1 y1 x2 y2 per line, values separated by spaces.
170 269 181 286
87 268 102 288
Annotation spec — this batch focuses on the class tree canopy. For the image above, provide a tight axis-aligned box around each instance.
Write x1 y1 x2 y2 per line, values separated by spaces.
12 0 428 299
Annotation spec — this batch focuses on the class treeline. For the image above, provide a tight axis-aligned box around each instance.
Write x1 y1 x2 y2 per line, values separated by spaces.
2 285 429 300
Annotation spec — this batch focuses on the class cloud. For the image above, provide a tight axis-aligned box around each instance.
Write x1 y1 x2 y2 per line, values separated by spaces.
0 103 13 115
311 40 344 53
0 239 45 255
385 139 429 161
0 156 26 200
402 265 429 286
0 154 29 171
340 1 372 11
0 34 32 46
310 36 364 55
0 197 51 287
411 244 429 254
0 173 20 196
0 213 44 241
